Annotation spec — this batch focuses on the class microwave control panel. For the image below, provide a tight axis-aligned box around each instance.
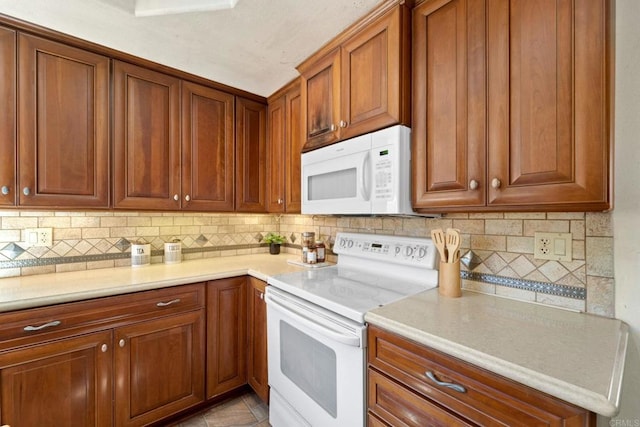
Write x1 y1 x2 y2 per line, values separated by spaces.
373 148 394 201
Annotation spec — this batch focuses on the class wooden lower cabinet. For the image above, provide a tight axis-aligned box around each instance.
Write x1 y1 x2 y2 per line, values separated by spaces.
0 330 113 427
248 277 269 402
114 310 205 426
368 326 596 426
206 277 248 398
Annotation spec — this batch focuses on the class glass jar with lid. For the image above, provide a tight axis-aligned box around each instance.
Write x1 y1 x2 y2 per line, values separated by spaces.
301 231 315 263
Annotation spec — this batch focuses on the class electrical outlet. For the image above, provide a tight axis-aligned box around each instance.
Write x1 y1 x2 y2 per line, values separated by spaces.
24 228 53 247
534 232 572 261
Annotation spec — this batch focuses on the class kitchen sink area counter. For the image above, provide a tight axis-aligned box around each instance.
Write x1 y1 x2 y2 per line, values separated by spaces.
365 289 629 419
0 253 304 313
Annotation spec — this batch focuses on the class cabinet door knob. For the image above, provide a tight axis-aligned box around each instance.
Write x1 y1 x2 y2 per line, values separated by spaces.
260 292 264 300
277 198 283 204
101 344 108 353
173 194 179 201
22 187 31 196
119 338 126 348
491 178 502 189
339 120 348 128
185 195 191 202
1 185 9 195
469 179 479 190
330 124 337 132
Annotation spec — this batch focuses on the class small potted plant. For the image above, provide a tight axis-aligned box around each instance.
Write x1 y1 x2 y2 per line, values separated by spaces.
264 232 286 255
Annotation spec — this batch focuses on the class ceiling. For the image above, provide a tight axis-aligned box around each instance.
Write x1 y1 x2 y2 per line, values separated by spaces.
0 0 382 97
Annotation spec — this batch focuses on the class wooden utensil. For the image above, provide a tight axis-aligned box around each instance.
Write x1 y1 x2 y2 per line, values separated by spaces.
430 228 447 262
445 228 461 263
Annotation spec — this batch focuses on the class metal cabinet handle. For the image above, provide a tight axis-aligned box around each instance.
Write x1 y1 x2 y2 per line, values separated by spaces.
119 338 126 348
425 371 467 393
173 194 179 201
156 298 181 307
1 185 9 195
22 187 31 196
339 120 348 128
101 344 108 353
469 179 479 190
23 320 61 331
491 178 502 189
184 195 191 202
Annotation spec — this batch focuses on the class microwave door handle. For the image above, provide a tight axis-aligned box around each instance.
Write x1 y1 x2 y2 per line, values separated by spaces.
265 293 361 347
360 151 371 201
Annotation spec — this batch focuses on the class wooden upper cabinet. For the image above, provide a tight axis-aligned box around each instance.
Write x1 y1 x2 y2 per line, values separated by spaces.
267 79 302 213
236 96 267 212
299 1 411 152
17 34 110 207
487 0 612 210
0 27 15 207
182 81 235 211
113 60 181 210
413 0 612 212
412 0 486 209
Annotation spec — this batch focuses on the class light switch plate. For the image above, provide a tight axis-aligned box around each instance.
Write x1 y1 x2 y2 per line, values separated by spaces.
23 228 53 247
534 232 572 261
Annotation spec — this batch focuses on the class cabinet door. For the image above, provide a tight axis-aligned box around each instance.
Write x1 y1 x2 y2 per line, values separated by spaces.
0 27 15 206
206 277 247 398
182 81 235 211
412 0 486 210
113 60 181 210
236 97 267 212
267 95 286 212
300 48 341 152
341 5 409 140
0 330 113 427
285 85 303 213
17 34 110 207
247 277 268 403
487 0 611 210
114 310 205 427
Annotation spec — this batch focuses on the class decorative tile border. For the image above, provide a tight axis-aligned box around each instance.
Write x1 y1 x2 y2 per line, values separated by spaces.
460 270 586 300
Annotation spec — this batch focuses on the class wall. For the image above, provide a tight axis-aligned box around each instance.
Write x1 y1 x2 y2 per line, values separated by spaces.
611 0 640 423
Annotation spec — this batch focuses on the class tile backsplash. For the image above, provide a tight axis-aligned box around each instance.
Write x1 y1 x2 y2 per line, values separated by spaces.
0 210 614 317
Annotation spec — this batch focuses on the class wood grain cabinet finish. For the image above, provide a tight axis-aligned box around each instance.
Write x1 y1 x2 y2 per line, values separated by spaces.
236 97 267 212
299 1 411 152
368 326 595 426
113 60 181 210
0 330 113 427
0 26 15 207
17 33 110 208
267 79 302 213
412 0 612 212
206 277 248 398
181 81 235 211
247 277 269 403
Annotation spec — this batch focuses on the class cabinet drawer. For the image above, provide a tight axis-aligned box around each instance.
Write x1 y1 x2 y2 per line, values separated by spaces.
0 283 205 351
368 326 594 426
368 368 472 427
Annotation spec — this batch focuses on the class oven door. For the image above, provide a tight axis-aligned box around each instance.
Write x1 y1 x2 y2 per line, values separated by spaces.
301 133 372 214
265 286 366 427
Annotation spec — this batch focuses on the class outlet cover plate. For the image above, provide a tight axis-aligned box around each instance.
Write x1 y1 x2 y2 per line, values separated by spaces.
24 228 53 247
534 232 572 261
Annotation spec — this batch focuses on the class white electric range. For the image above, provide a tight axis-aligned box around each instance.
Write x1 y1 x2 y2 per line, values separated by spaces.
266 232 439 427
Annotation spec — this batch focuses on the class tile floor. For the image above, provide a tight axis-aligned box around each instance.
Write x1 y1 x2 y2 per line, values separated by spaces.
174 391 269 427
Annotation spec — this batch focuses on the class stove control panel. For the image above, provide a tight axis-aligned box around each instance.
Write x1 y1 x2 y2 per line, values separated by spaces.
334 232 438 268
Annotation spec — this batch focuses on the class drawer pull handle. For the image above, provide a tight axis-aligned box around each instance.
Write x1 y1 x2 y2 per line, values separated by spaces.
156 298 181 307
23 320 61 332
425 371 467 393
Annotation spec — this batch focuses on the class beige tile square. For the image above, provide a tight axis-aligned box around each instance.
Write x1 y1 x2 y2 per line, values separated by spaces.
452 219 485 234
570 220 586 240
586 276 615 317
485 219 523 236
39 216 71 228
586 212 613 237
506 236 534 254
523 220 570 236
2 217 38 229
71 216 100 228
82 228 110 239
471 235 506 251
586 237 614 277
127 216 153 226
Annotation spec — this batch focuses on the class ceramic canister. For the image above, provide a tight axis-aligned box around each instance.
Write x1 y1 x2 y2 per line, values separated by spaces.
131 242 151 267
164 240 182 264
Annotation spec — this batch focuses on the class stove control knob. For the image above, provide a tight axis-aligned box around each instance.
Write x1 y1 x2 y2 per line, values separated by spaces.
404 246 414 257
394 245 402 256
347 240 354 248
417 246 428 259
338 238 346 248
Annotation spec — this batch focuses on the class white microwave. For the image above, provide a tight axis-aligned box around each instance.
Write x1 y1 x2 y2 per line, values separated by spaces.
301 125 413 215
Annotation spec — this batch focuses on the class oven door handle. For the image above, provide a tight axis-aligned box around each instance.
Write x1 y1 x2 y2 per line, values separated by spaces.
265 293 362 348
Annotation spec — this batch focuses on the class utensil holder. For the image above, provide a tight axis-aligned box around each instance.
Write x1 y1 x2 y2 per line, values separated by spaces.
438 261 462 298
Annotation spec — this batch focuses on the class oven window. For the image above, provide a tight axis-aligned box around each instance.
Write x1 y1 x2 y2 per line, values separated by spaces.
280 321 337 418
308 168 356 201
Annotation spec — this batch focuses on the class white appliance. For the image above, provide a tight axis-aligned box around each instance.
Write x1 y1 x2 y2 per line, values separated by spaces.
301 125 413 215
266 232 439 427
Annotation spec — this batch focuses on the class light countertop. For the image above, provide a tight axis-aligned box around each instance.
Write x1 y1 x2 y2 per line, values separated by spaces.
0 253 303 313
365 289 629 417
